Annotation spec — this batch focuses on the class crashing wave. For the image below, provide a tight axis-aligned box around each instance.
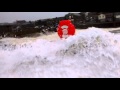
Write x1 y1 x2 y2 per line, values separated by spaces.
1 27 120 78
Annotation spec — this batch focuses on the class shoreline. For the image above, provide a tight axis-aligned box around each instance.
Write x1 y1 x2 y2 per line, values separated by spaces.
1 27 120 45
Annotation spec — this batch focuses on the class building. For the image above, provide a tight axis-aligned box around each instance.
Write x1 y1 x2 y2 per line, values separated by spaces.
15 20 26 24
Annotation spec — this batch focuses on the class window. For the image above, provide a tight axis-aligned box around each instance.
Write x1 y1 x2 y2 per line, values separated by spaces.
98 14 106 20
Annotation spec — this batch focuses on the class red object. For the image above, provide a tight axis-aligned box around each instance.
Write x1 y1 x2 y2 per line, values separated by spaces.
57 20 75 39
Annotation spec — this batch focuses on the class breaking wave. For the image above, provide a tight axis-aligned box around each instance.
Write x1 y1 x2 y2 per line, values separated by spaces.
0 27 120 78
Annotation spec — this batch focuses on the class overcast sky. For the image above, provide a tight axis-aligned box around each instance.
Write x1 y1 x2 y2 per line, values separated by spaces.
0 12 79 23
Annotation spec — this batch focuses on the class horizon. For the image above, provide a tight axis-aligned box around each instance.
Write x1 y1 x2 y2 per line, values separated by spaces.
0 12 80 23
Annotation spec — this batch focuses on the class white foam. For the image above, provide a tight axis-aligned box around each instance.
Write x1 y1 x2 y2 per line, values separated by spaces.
0 27 120 78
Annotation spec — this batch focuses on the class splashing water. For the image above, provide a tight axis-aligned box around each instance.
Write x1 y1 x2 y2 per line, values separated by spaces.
0 27 120 78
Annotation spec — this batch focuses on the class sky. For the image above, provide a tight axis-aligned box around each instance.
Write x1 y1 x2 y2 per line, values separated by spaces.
0 12 80 23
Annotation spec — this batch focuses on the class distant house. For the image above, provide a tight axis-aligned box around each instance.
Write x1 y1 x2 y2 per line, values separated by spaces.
64 13 81 23
65 13 80 19
114 12 120 21
15 20 26 24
